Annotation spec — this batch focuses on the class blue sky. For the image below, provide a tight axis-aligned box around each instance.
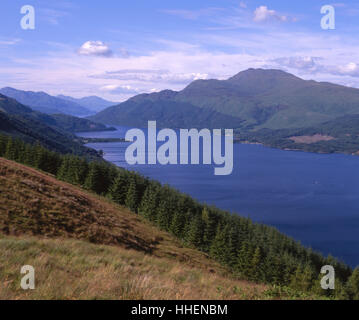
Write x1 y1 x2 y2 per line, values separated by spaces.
2 0 359 101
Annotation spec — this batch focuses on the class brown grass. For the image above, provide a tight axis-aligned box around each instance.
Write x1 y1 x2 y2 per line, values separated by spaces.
0 157 270 300
0 236 269 300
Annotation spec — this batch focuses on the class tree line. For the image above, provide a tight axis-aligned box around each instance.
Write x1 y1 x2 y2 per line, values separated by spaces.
0 134 358 299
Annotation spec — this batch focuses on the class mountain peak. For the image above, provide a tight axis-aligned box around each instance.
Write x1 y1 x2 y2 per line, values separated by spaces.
228 68 301 82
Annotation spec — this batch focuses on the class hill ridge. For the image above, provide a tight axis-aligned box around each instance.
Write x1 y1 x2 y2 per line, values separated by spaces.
90 68 359 130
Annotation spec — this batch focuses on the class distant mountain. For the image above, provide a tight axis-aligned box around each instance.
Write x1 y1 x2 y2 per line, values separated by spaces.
0 94 99 157
0 87 92 116
90 69 359 130
57 95 117 113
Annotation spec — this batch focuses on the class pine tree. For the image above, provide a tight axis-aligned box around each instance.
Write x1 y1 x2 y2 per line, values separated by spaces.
249 246 262 281
226 222 241 267
169 211 186 238
0 135 8 156
108 173 129 205
84 162 103 194
236 241 252 278
202 207 218 251
57 156 70 181
186 215 204 248
125 177 139 212
138 183 159 220
5 138 17 160
290 264 314 292
156 200 170 230
209 225 228 263
342 267 359 300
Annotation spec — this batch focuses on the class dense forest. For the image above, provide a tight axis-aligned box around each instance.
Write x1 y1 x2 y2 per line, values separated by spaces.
1 134 358 299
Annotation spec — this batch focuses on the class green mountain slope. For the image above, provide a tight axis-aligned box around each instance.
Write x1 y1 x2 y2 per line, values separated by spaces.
238 114 359 154
46 114 116 133
89 90 244 128
90 69 359 130
0 94 99 157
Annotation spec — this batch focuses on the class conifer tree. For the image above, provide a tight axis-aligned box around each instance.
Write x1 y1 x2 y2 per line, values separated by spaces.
5 138 17 160
108 173 129 205
84 162 103 194
342 267 359 300
186 215 204 248
0 135 8 156
169 211 186 238
138 183 159 220
249 246 262 281
125 177 139 213
202 207 218 251
210 225 228 264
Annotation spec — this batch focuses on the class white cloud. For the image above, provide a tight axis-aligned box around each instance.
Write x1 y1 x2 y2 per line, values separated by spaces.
253 6 289 22
91 69 208 84
327 62 359 77
100 84 139 94
272 56 319 71
78 41 113 57
161 8 225 20
271 56 359 78
5 28 359 100
0 39 21 46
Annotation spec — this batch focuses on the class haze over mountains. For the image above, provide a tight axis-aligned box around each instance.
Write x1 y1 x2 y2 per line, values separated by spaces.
0 93 101 157
0 87 116 116
89 69 359 131
57 94 117 113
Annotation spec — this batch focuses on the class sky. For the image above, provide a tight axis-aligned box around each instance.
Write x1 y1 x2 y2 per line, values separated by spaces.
2 0 359 101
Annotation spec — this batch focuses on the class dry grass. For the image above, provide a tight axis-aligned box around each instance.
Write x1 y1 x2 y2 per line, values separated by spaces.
0 236 268 300
0 157 271 300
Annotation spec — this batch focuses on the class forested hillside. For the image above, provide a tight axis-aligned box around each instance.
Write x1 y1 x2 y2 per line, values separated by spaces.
0 157 269 299
0 94 103 158
1 134 359 299
237 114 359 155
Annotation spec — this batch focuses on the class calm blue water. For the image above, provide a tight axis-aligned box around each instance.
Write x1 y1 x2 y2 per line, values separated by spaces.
78 127 359 267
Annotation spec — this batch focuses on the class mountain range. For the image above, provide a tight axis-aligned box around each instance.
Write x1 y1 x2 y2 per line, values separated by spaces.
0 87 116 116
0 93 101 157
57 94 117 113
89 68 359 131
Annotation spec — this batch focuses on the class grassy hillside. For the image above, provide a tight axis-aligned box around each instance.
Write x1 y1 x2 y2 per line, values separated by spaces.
0 157 271 299
1 136 358 300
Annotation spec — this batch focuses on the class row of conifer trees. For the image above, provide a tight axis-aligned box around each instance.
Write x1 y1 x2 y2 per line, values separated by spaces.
0 134 358 299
